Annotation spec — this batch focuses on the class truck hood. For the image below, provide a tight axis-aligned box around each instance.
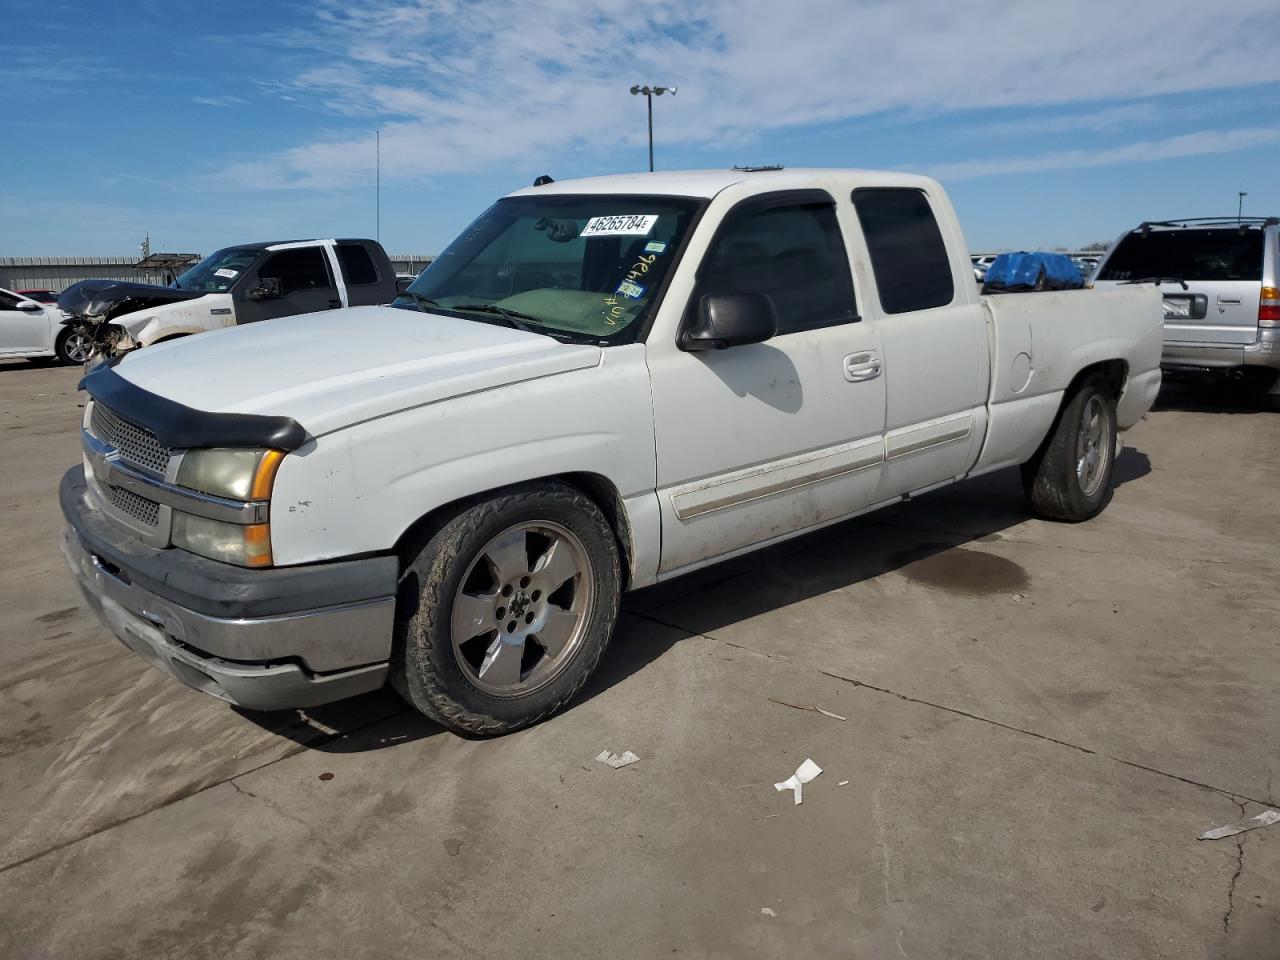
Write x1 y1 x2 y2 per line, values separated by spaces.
58 279 205 321
110 305 602 437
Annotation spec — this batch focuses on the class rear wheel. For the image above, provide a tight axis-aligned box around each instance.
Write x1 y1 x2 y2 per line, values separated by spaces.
54 326 93 366
392 482 621 736
1022 376 1117 521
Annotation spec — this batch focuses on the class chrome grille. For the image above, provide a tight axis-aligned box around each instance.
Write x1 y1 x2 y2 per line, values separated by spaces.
90 403 172 476
105 483 160 528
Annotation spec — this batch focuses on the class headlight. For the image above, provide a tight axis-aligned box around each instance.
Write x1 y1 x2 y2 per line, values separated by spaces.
172 448 284 567
177 448 279 500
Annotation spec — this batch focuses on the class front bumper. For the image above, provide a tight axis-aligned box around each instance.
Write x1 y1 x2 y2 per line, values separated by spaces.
60 465 398 711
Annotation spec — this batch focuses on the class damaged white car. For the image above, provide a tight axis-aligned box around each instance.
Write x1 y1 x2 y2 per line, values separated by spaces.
57 238 400 357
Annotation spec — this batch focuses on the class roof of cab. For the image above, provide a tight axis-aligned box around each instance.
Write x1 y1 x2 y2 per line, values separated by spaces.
506 168 941 200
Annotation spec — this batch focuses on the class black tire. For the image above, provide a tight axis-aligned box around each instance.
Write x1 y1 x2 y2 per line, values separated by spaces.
1022 375 1118 522
54 326 93 366
391 481 621 736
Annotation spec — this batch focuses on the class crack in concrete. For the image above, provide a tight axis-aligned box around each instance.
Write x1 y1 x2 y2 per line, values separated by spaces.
1223 800 1247 937
0 707 409 876
229 778 321 835
819 668 1098 756
638 610 1275 808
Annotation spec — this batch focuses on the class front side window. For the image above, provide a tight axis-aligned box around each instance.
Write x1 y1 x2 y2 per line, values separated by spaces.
258 247 335 296
693 198 857 335
0 291 19 311
1096 229 1264 282
396 195 702 343
173 247 262 293
853 188 955 314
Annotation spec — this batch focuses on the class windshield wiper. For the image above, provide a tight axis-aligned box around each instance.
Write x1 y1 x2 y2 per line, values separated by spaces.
451 303 543 333
1119 276 1189 290
402 292 442 311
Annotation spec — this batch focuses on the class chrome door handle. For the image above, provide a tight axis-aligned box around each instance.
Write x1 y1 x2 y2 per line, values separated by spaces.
843 351 882 382
1217 295 1242 305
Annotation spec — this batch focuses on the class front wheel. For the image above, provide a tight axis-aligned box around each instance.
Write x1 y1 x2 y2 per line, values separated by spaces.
392 482 621 736
54 326 94 366
1022 376 1118 521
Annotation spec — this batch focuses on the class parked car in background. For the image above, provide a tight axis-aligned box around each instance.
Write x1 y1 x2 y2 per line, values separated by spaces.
971 254 998 282
61 167 1162 736
0 287 91 364
16 289 59 304
1091 217 1280 409
58 238 399 358
1071 256 1100 281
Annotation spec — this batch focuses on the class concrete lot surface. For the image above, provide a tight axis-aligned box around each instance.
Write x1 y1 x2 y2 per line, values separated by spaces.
1 360 1277 959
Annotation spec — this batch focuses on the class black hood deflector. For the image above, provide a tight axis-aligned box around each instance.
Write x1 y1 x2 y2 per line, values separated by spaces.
58 279 205 321
80 363 308 452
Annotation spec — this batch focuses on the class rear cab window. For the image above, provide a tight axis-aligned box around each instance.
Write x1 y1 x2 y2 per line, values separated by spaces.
852 188 955 314
1097 229 1264 282
336 243 380 286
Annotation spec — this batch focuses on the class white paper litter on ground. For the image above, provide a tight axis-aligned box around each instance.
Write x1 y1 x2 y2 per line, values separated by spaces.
761 907 777 917
1198 809 1280 840
595 750 640 769
837 780 850 787
774 758 823 805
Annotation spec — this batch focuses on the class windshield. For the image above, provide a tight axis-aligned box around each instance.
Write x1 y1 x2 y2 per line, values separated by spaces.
1097 229 1264 283
394 194 703 342
173 247 263 293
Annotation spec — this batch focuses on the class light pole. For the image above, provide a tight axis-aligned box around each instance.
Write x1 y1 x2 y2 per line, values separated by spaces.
1238 191 1247 222
630 84 677 172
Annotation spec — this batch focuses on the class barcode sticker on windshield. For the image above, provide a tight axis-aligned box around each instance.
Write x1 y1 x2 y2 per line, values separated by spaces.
581 214 658 238
214 268 238 279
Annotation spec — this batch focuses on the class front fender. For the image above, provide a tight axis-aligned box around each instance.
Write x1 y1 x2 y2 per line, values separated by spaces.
266 347 660 581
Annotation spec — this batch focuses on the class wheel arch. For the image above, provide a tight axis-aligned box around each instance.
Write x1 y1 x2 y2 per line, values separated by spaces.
1026 358 1127 469
392 471 636 589
1065 358 1128 401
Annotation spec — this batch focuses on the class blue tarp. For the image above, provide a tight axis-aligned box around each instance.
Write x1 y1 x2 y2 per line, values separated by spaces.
983 252 1083 292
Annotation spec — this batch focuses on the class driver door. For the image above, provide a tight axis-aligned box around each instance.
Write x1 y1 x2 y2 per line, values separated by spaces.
234 246 342 324
648 191 887 574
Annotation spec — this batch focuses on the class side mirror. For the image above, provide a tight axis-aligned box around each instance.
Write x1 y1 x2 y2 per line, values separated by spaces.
396 277 413 294
247 277 282 300
16 300 44 312
679 292 778 351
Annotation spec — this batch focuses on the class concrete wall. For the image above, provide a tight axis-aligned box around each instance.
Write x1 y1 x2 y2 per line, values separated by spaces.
0 254 437 294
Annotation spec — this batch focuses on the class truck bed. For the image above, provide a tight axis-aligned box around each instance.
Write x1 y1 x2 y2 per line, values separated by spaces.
971 286 1164 475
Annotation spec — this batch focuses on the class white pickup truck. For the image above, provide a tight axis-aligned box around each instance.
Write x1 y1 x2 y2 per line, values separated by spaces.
60 168 1162 735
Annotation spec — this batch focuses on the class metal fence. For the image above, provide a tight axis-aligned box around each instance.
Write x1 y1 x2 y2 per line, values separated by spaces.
0 254 437 294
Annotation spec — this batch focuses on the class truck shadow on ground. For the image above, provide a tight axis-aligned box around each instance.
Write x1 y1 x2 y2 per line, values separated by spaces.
1153 379 1270 415
585 452 1152 703
241 453 1152 753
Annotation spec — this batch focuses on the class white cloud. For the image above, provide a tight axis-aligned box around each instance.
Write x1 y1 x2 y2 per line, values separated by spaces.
919 127 1280 180
192 94 247 108
216 0 1280 189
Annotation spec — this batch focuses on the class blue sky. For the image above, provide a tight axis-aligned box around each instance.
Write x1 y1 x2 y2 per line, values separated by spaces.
3 0 1279 257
